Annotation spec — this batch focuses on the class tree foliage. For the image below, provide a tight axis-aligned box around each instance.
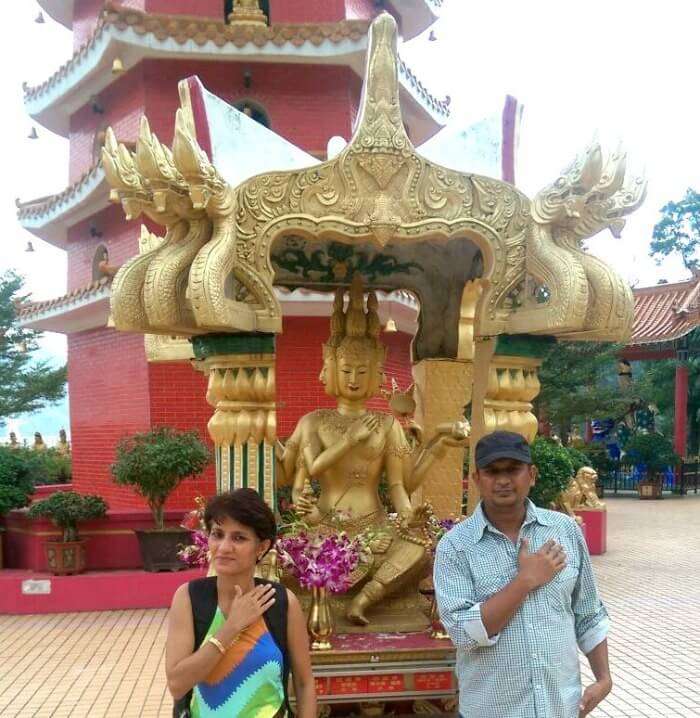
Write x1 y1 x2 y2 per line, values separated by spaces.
0 271 66 425
536 340 634 440
111 427 211 530
530 437 575 508
28 491 107 542
622 433 678 476
650 188 700 271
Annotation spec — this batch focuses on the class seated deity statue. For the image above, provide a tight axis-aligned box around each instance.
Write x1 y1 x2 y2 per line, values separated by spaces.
278 275 467 626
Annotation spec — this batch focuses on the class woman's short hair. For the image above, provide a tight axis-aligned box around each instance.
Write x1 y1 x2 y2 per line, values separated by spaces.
203 488 276 543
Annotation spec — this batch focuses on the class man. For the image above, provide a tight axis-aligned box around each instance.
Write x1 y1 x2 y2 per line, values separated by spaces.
434 431 611 718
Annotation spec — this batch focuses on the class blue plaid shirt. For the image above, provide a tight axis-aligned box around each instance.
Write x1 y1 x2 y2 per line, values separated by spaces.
434 500 609 718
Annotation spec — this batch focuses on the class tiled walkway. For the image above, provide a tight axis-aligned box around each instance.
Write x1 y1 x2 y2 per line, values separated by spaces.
1 496 699 717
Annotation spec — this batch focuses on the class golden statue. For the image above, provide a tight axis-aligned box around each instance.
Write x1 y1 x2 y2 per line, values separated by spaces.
575 466 605 509
33 432 47 452
553 466 605 518
7 432 19 449
278 276 468 626
56 428 71 456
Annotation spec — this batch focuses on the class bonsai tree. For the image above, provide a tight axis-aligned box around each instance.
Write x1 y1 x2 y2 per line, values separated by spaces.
111 427 210 530
28 491 107 542
529 437 575 508
623 432 679 479
0 446 35 517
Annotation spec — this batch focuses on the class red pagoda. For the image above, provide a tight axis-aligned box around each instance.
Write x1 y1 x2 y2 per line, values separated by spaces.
16 0 452 513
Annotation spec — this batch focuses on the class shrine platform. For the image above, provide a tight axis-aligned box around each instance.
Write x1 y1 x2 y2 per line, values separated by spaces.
0 567 205 615
301 631 457 712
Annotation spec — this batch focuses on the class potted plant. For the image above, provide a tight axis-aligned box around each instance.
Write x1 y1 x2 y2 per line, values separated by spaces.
0 446 36 569
27 491 107 575
111 427 211 571
623 433 679 500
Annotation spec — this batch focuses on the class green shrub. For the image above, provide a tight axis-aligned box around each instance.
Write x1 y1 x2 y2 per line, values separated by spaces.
530 437 575 508
111 427 211 530
28 491 107 541
565 445 591 473
0 447 34 516
0 446 71 489
623 433 678 477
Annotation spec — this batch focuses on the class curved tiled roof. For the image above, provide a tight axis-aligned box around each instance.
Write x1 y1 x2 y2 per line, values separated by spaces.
24 5 449 136
23 8 369 104
17 161 104 222
630 277 700 345
17 276 112 322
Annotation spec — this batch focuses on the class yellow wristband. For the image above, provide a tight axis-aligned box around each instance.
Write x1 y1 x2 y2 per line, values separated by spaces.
207 636 226 655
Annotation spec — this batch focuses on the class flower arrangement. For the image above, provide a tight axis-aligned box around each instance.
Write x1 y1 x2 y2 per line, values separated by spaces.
276 531 362 593
177 496 210 568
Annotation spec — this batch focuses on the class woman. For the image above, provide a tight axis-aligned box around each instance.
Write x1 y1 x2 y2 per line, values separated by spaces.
166 488 316 717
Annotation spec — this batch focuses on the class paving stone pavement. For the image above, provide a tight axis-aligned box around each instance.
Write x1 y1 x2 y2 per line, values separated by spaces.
1 495 699 717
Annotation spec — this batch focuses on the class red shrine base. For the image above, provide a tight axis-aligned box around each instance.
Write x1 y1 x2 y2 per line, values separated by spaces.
574 509 607 555
0 567 206 615
299 631 457 713
2 508 187 572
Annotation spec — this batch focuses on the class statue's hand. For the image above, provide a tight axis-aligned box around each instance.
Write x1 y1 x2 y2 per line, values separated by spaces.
348 413 380 445
401 503 431 529
294 494 322 526
368 534 392 554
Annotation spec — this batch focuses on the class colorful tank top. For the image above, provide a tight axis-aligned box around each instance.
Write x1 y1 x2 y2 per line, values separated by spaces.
190 608 284 718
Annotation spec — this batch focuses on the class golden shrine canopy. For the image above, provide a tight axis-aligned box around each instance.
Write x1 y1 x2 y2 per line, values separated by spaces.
103 13 646 361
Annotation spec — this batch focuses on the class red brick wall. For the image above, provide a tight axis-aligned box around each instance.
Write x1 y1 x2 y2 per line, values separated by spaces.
270 0 346 23
68 66 146 182
148 362 216 508
68 329 151 507
66 204 141 291
143 60 357 154
145 0 222 18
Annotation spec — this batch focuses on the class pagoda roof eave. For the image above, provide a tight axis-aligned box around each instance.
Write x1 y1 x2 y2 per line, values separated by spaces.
17 278 111 333
37 0 74 30
627 276 700 346
16 163 109 248
24 10 449 138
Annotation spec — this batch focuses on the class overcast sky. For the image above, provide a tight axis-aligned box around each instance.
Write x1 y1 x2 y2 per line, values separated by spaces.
1 1 698 439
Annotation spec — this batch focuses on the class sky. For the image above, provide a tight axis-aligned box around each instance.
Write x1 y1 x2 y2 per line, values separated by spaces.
1 0 698 440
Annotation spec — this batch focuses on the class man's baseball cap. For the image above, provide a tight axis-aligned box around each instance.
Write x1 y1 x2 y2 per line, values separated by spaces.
475 431 532 469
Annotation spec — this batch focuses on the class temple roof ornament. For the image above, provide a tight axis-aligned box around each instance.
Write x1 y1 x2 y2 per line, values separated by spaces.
24 5 448 138
386 0 443 40
103 13 645 360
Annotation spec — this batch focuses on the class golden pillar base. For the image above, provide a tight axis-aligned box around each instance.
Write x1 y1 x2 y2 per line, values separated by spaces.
468 350 542 513
194 335 277 508
411 359 473 518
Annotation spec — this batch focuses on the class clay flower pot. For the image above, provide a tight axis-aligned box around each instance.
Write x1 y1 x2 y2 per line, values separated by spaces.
44 539 87 575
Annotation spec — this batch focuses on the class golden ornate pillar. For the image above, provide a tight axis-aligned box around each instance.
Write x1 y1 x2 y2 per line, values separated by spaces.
466 335 551 514
411 360 472 519
193 334 277 509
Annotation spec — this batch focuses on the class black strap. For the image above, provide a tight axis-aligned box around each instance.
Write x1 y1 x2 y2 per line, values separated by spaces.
172 577 290 718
